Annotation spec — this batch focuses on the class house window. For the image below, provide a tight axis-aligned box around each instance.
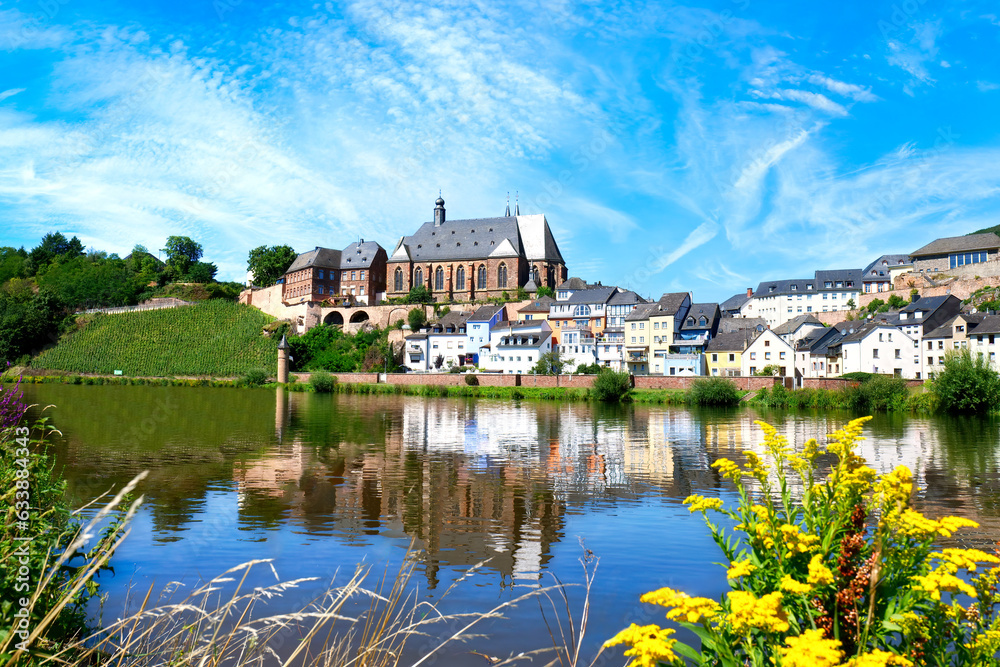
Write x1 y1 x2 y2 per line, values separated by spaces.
779 352 785 359
764 340 770 347
729 354 735 362
895 349 901 359
317 285 324 294
750 352 756 360
477 265 487 289
360 270 365 280
574 305 591 317
712 354 718 362
873 349 879 359
318 269 324 279
352 271 356 280
456 266 465 290
497 263 508 288
394 267 403 292
434 266 444 291
765 352 771 360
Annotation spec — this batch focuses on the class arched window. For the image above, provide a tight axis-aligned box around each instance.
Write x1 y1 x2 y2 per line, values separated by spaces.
573 305 591 317
498 263 507 288
456 266 465 290
414 267 423 287
394 267 403 292
686 317 695 326
434 266 444 291
699 316 707 326
532 267 539 284
477 265 487 289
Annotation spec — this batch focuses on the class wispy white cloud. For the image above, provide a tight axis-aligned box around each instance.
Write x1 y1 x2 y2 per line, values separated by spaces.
0 88 26 103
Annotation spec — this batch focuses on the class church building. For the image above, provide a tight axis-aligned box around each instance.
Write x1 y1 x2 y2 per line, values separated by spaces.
385 197 567 302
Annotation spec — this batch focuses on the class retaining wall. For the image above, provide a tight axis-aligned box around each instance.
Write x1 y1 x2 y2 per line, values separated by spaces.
634 376 781 391
801 378 924 390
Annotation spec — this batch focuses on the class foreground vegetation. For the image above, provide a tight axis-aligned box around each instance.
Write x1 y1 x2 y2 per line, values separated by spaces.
608 417 1000 665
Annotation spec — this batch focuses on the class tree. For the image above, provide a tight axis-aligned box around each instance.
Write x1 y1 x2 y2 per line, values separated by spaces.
162 236 203 276
755 364 780 376
886 294 907 309
405 285 434 304
531 351 564 375
25 232 84 275
865 298 885 315
246 245 298 287
845 298 856 310
185 261 218 283
407 308 427 331
536 285 555 298
932 349 1000 414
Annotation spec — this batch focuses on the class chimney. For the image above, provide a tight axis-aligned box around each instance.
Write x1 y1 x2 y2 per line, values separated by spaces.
747 287 753 298
434 196 446 227
911 293 920 302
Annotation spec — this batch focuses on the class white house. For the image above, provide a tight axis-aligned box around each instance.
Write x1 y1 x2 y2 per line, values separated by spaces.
467 304 506 367
749 269 862 329
968 314 1000 372
485 320 553 374
836 322 920 378
596 328 627 371
772 314 825 347
558 326 599 370
742 329 795 377
794 324 849 380
404 311 473 372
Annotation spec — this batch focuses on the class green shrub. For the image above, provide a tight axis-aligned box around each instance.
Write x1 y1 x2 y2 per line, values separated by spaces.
846 375 908 412
407 308 427 331
591 369 632 402
240 369 268 387
310 370 336 393
464 374 479 386
932 349 1000 414
689 377 741 406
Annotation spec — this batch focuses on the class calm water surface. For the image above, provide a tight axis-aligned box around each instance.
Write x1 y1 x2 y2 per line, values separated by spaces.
20 385 1000 664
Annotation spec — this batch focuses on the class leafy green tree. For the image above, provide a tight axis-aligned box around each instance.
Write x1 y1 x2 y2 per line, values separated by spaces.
866 298 885 315
25 232 84 275
162 236 203 276
845 298 856 310
246 245 298 287
407 308 427 331
755 364 781 376
515 286 528 300
184 261 218 283
0 287 65 363
933 349 1000 414
536 285 555 298
886 294 907 309
0 247 26 284
405 285 434 304
531 351 564 375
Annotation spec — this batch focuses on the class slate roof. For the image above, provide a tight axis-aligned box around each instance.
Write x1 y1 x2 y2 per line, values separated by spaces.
286 247 342 273
772 314 824 335
518 297 556 313
924 313 987 339
656 292 690 315
431 310 472 333
339 241 383 269
911 233 1000 258
563 286 617 305
557 276 590 290
390 209 565 264
754 269 862 298
624 302 660 321
608 289 647 306
706 331 752 352
815 268 863 286
969 314 1000 335
469 304 505 322
494 320 552 331
863 254 912 279
803 325 850 356
899 295 952 315
717 317 767 334
720 292 750 312
837 321 894 344
680 303 720 331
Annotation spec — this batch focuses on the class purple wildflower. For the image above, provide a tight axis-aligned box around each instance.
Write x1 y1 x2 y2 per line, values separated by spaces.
1 376 28 430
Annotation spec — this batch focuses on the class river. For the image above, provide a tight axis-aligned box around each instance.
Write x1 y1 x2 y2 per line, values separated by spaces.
20 384 1000 665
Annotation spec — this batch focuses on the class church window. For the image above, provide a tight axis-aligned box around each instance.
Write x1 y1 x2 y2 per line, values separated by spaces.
394 267 403 292
434 266 444 291
456 266 466 290
498 263 508 288
414 267 423 287
477 265 487 289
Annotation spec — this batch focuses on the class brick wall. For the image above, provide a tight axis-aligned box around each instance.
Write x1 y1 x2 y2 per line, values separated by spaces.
634 376 780 391
802 378 924 390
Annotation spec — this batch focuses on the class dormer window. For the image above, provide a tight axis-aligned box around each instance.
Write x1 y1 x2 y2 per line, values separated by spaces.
791 285 797 291
806 284 813 290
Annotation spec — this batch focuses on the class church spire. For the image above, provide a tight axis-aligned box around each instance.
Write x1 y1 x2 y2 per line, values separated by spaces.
505 191 510 217
515 191 520 216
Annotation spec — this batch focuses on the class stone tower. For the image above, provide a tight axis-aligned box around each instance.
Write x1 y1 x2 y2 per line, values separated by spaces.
277 334 289 384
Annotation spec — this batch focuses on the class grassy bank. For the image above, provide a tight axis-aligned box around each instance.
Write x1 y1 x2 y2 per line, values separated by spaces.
31 300 279 377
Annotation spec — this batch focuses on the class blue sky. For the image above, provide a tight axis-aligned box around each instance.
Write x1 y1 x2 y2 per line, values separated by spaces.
1 0 999 302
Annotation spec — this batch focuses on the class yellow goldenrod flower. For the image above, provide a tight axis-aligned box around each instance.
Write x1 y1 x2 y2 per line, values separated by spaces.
913 565 977 601
779 524 821 554
844 649 913 666
968 628 1000 658
807 554 835 586
779 574 812 595
895 511 979 539
873 465 913 505
725 590 789 633
778 628 843 667
936 516 979 537
743 449 770 481
727 559 756 579
640 587 721 623
683 494 725 513
603 623 679 667
932 548 1000 572
712 457 743 482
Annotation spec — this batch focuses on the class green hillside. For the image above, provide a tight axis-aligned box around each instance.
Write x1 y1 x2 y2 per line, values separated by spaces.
32 301 278 377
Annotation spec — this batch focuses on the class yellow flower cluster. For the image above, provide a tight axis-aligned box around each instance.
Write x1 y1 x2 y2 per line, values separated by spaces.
711 457 742 482
779 575 812 595
727 559 756 579
603 623 678 667
743 450 770 482
913 565 977 601
968 627 1000 658
807 554 836 586
779 524 821 554
640 587 721 623
754 420 792 458
778 629 843 667
683 494 725 513
843 649 913 666
725 590 789 633
895 510 979 539
931 548 1000 572
873 465 913 506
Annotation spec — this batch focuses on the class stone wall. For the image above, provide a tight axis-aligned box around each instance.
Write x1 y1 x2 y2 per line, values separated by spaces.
801 378 924 390
634 376 780 391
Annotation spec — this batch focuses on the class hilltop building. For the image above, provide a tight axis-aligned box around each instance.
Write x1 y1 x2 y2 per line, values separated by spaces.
282 241 387 306
385 197 567 302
